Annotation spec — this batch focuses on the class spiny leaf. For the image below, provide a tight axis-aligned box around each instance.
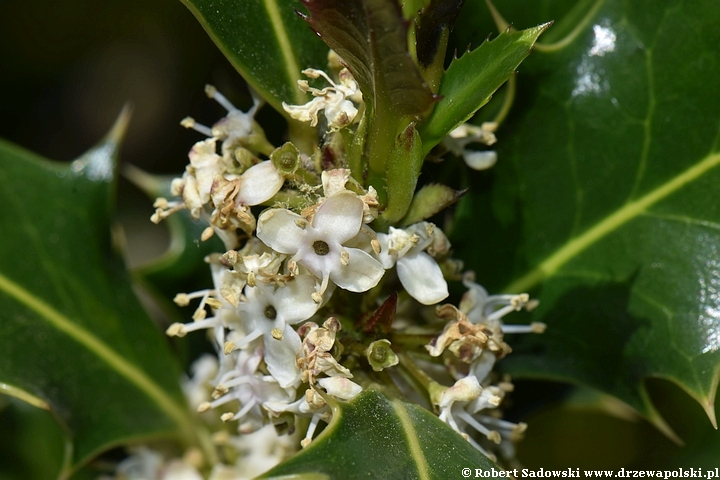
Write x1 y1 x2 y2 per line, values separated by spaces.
418 22 550 153
262 388 496 479
452 0 720 430
0 113 195 472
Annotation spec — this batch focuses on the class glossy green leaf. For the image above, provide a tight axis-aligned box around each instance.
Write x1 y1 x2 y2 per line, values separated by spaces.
418 23 550 153
0 114 196 473
0 398 67 480
179 0 328 115
452 0 720 429
262 389 496 479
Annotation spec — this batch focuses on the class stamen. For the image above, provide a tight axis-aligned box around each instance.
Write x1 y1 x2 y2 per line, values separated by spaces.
501 324 536 334
230 399 257 421
201 226 215 241
205 84 238 112
229 329 263 352
456 409 492 436
180 116 213 137
301 414 322 448
220 376 252 390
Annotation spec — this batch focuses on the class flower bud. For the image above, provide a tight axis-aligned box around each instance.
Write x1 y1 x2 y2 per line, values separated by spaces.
270 142 300 175
364 339 399 372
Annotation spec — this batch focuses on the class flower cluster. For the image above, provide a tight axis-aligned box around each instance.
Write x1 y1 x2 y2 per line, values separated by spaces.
137 62 545 476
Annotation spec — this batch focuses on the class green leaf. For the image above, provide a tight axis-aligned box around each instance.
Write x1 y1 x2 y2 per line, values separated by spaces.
414 0 465 69
179 0 328 115
383 123 424 222
0 113 197 473
418 23 550 154
400 183 465 226
302 0 436 185
452 0 720 429
302 0 436 120
262 389 496 479
0 399 67 480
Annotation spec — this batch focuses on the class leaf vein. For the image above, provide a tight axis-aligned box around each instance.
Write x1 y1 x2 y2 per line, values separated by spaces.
504 152 720 293
627 48 655 201
0 272 193 437
391 400 430 480
262 0 304 105
641 212 720 231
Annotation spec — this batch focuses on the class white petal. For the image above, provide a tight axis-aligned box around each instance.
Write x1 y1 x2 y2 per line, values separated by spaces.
275 275 321 324
329 248 384 292
441 376 482 407
463 150 497 170
236 161 284 206
312 192 363 244
161 461 203 480
257 208 306 254
317 377 362 400
321 169 351 197
265 325 302 389
396 252 448 305
374 233 397 269
469 350 496 383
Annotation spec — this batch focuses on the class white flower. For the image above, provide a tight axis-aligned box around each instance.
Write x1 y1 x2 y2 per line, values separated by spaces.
235 275 321 388
444 122 499 170
182 354 219 411
436 376 522 460
115 447 203 480
376 222 448 305
211 424 297 479
459 273 544 333
182 84 273 159
201 346 295 433
256 192 385 298
282 68 360 131
317 376 362 400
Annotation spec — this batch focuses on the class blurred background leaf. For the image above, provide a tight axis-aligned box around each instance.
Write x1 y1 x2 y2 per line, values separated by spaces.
0 114 198 475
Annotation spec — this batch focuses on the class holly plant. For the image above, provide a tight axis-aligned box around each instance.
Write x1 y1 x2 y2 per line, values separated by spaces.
1 0 719 479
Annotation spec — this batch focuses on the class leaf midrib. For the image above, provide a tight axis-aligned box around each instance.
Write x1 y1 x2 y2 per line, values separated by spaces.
0 271 193 437
504 151 720 293
262 0 305 105
391 399 430 480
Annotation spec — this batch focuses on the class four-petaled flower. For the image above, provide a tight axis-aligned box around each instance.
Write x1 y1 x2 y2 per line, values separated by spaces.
235 274 321 388
376 222 449 305
256 192 385 300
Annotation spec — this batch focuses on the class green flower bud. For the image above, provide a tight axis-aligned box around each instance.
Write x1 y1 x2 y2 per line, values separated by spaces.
270 142 300 175
365 339 399 372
